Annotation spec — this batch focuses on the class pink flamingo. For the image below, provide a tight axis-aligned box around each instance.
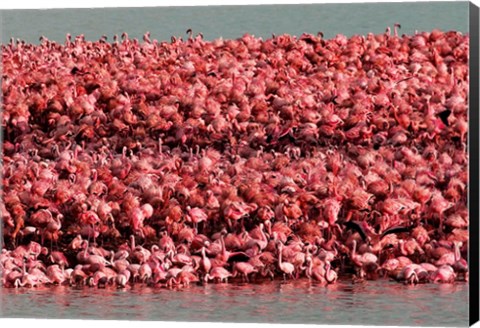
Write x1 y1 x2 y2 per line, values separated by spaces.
70 265 88 286
49 251 69 269
452 242 468 281
68 234 84 250
420 263 438 273
88 271 108 288
351 240 378 278
325 262 338 284
3 267 23 287
305 256 326 283
44 213 62 250
205 267 233 283
245 223 269 251
199 245 211 281
127 263 141 282
159 231 175 252
176 270 200 287
46 265 67 285
186 206 208 230
430 265 456 283
15 273 44 288
139 263 153 283
232 262 257 282
277 242 295 280
130 235 151 264
396 265 419 285
380 258 399 277
116 270 131 288
150 258 168 285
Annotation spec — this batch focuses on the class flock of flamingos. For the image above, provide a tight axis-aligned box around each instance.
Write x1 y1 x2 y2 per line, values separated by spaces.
1 26 469 289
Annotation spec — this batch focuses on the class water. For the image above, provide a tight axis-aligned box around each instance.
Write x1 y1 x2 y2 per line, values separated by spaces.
0 2 470 326
0 2 469 44
0 280 468 326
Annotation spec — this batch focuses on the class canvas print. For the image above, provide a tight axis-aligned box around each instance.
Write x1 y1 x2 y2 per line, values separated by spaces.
0 1 476 326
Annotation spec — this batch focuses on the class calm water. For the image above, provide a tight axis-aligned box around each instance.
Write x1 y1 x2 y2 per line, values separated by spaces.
0 2 469 44
0 2 470 326
0 280 469 326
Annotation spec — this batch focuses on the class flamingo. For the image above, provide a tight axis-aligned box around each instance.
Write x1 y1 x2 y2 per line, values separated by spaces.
15 273 44 288
49 251 69 269
130 235 151 264
245 223 269 251
205 267 233 283
305 256 326 283
325 262 338 284
452 242 468 281
232 262 257 282
116 270 131 288
351 240 378 278
88 271 108 288
176 270 199 287
139 263 153 283
277 242 295 280
199 245 211 281
44 213 62 250
46 265 67 285
430 265 456 283
70 265 87 286
186 206 208 231
396 265 419 285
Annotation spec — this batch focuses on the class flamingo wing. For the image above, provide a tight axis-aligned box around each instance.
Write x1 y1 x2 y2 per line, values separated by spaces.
380 225 412 239
342 220 368 242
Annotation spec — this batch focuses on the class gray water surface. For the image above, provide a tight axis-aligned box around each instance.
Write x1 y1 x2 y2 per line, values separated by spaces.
0 2 469 44
0 280 469 326
0 2 470 326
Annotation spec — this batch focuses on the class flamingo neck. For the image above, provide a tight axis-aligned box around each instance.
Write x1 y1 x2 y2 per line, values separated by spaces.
325 263 334 282
260 225 267 242
265 221 272 235
83 240 89 257
15 278 23 288
399 241 407 255
220 235 226 256
305 260 313 278
278 245 283 265
454 243 461 262
130 236 135 252
333 243 338 257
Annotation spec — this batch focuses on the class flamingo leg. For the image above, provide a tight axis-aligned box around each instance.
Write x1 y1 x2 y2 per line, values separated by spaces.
91 224 97 246
54 236 60 250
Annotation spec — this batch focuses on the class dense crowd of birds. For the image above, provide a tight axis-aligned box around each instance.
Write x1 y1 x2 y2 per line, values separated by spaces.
1 26 469 289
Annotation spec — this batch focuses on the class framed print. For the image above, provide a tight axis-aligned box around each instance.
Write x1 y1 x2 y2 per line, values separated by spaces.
1 1 478 327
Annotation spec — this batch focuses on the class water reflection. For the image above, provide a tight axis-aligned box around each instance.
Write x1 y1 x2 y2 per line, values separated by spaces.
0 279 468 326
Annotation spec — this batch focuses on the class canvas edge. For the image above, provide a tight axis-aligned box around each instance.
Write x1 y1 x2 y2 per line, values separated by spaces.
469 1 480 327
